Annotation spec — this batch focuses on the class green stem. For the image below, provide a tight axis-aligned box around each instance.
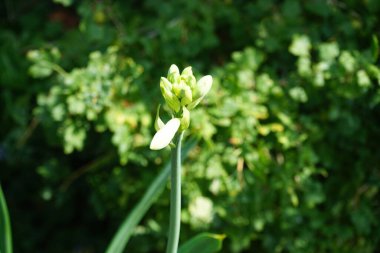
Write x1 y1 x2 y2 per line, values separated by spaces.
166 131 184 253
0 184 13 253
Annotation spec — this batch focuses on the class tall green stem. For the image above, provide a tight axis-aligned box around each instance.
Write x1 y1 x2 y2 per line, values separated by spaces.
166 131 184 253
0 184 13 253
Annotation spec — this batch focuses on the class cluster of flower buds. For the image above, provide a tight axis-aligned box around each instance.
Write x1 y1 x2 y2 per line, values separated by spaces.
150 64 213 150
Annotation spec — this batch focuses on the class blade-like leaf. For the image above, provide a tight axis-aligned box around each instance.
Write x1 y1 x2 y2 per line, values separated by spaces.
179 233 225 253
105 139 197 253
0 184 12 253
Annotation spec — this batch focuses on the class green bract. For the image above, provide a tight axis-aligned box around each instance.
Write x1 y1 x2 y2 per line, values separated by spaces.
150 64 213 150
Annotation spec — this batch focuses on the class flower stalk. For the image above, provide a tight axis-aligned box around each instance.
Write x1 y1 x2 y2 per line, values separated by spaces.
166 131 184 253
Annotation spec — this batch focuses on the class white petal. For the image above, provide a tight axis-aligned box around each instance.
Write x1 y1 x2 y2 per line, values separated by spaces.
150 118 180 150
197 75 213 97
187 75 213 110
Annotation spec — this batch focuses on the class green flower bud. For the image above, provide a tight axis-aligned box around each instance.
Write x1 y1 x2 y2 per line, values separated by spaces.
160 77 181 112
172 81 181 97
179 106 190 131
171 81 192 106
181 66 196 90
167 64 180 84
181 66 193 76
160 76 172 90
187 75 213 109
180 84 192 106
167 97 181 113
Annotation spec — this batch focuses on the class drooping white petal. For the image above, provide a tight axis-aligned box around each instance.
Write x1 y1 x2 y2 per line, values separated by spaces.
150 118 180 150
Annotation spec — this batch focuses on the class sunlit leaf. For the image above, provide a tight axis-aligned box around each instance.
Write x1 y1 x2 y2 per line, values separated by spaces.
179 233 225 253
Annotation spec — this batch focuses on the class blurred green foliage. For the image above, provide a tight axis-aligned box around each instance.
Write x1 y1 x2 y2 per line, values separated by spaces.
1 0 380 252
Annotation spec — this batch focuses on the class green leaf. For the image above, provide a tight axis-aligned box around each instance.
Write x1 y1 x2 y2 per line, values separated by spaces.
356 69 371 88
53 0 73 7
289 35 311 57
289 87 308 103
372 35 379 62
318 42 339 62
0 184 12 253
28 64 53 78
179 233 225 253
27 48 61 78
105 139 197 253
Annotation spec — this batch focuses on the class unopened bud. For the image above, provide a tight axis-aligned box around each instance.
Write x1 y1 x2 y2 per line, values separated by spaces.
181 66 196 90
180 84 192 106
172 81 181 97
160 77 172 90
168 64 180 84
160 77 181 112
180 106 190 131
181 66 193 76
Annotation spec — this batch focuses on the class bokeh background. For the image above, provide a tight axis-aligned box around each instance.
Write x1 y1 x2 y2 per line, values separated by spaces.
1 0 380 252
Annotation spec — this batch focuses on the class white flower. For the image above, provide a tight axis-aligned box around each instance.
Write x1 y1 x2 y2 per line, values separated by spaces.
150 118 181 150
